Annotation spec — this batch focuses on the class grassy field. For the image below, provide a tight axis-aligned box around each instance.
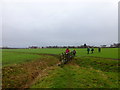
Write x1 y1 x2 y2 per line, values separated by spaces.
31 57 119 88
2 48 119 59
2 48 119 88
2 48 63 67
2 52 43 67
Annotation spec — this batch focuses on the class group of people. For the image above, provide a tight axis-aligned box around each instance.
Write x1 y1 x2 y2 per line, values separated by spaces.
59 48 76 66
87 47 101 54
65 47 101 56
65 48 76 56
59 47 101 67
87 47 94 54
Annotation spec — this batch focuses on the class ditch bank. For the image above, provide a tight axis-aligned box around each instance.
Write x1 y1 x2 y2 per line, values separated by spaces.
2 55 59 88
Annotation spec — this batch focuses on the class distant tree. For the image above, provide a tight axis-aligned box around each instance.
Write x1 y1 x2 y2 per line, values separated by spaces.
110 43 120 48
101 45 107 48
84 44 87 48
2 46 9 49
29 46 38 49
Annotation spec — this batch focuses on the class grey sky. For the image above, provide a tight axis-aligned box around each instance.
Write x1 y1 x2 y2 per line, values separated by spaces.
2 0 119 47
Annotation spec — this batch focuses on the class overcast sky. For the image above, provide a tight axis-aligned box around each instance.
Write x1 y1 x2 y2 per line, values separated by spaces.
1 0 119 47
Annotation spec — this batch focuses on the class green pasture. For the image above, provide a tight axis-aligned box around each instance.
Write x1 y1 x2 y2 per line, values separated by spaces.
2 48 119 67
2 52 42 67
2 48 119 59
76 48 119 59
2 48 119 88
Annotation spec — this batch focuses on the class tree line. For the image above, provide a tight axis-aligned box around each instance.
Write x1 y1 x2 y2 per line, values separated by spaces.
1 43 120 49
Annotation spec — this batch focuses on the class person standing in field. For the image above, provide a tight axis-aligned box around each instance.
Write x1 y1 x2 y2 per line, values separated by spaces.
72 49 76 56
66 48 70 54
87 47 90 54
91 47 94 54
65 48 70 63
98 47 101 52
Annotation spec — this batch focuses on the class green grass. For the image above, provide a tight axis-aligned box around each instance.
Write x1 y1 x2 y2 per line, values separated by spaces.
2 52 42 67
2 48 119 59
74 57 119 72
76 48 119 59
2 48 119 67
31 57 119 88
2 48 119 88
2 48 64 54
